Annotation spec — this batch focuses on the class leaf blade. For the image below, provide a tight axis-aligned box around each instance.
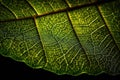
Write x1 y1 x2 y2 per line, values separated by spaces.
0 0 120 75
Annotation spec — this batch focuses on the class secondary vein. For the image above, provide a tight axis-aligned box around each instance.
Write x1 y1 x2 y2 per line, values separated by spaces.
33 17 47 65
66 11 91 67
25 0 38 14
0 2 18 19
96 5 120 51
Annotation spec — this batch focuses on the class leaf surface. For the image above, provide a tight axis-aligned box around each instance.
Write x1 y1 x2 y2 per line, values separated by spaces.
0 0 120 75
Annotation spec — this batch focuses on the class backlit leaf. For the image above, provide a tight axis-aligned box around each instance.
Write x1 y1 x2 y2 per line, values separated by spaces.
0 0 120 75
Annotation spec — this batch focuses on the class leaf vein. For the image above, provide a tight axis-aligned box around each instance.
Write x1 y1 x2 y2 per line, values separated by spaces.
33 17 47 64
96 5 120 51
66 12 91 66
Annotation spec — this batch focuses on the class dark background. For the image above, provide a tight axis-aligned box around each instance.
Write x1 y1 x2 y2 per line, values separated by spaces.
0 55 119 80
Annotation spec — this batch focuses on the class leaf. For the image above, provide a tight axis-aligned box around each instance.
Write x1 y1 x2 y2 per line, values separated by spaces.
0 0 120 75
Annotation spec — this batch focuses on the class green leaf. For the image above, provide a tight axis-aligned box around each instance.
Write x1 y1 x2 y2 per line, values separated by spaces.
0 0 120 75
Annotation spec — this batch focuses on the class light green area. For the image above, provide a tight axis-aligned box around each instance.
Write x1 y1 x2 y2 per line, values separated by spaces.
0 0 120 75
27 0 68 14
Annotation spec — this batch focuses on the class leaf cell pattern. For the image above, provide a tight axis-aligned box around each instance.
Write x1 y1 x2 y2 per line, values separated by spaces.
0 0 120 75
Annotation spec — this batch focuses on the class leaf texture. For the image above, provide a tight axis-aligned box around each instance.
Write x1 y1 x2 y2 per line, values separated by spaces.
0 0 120 75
